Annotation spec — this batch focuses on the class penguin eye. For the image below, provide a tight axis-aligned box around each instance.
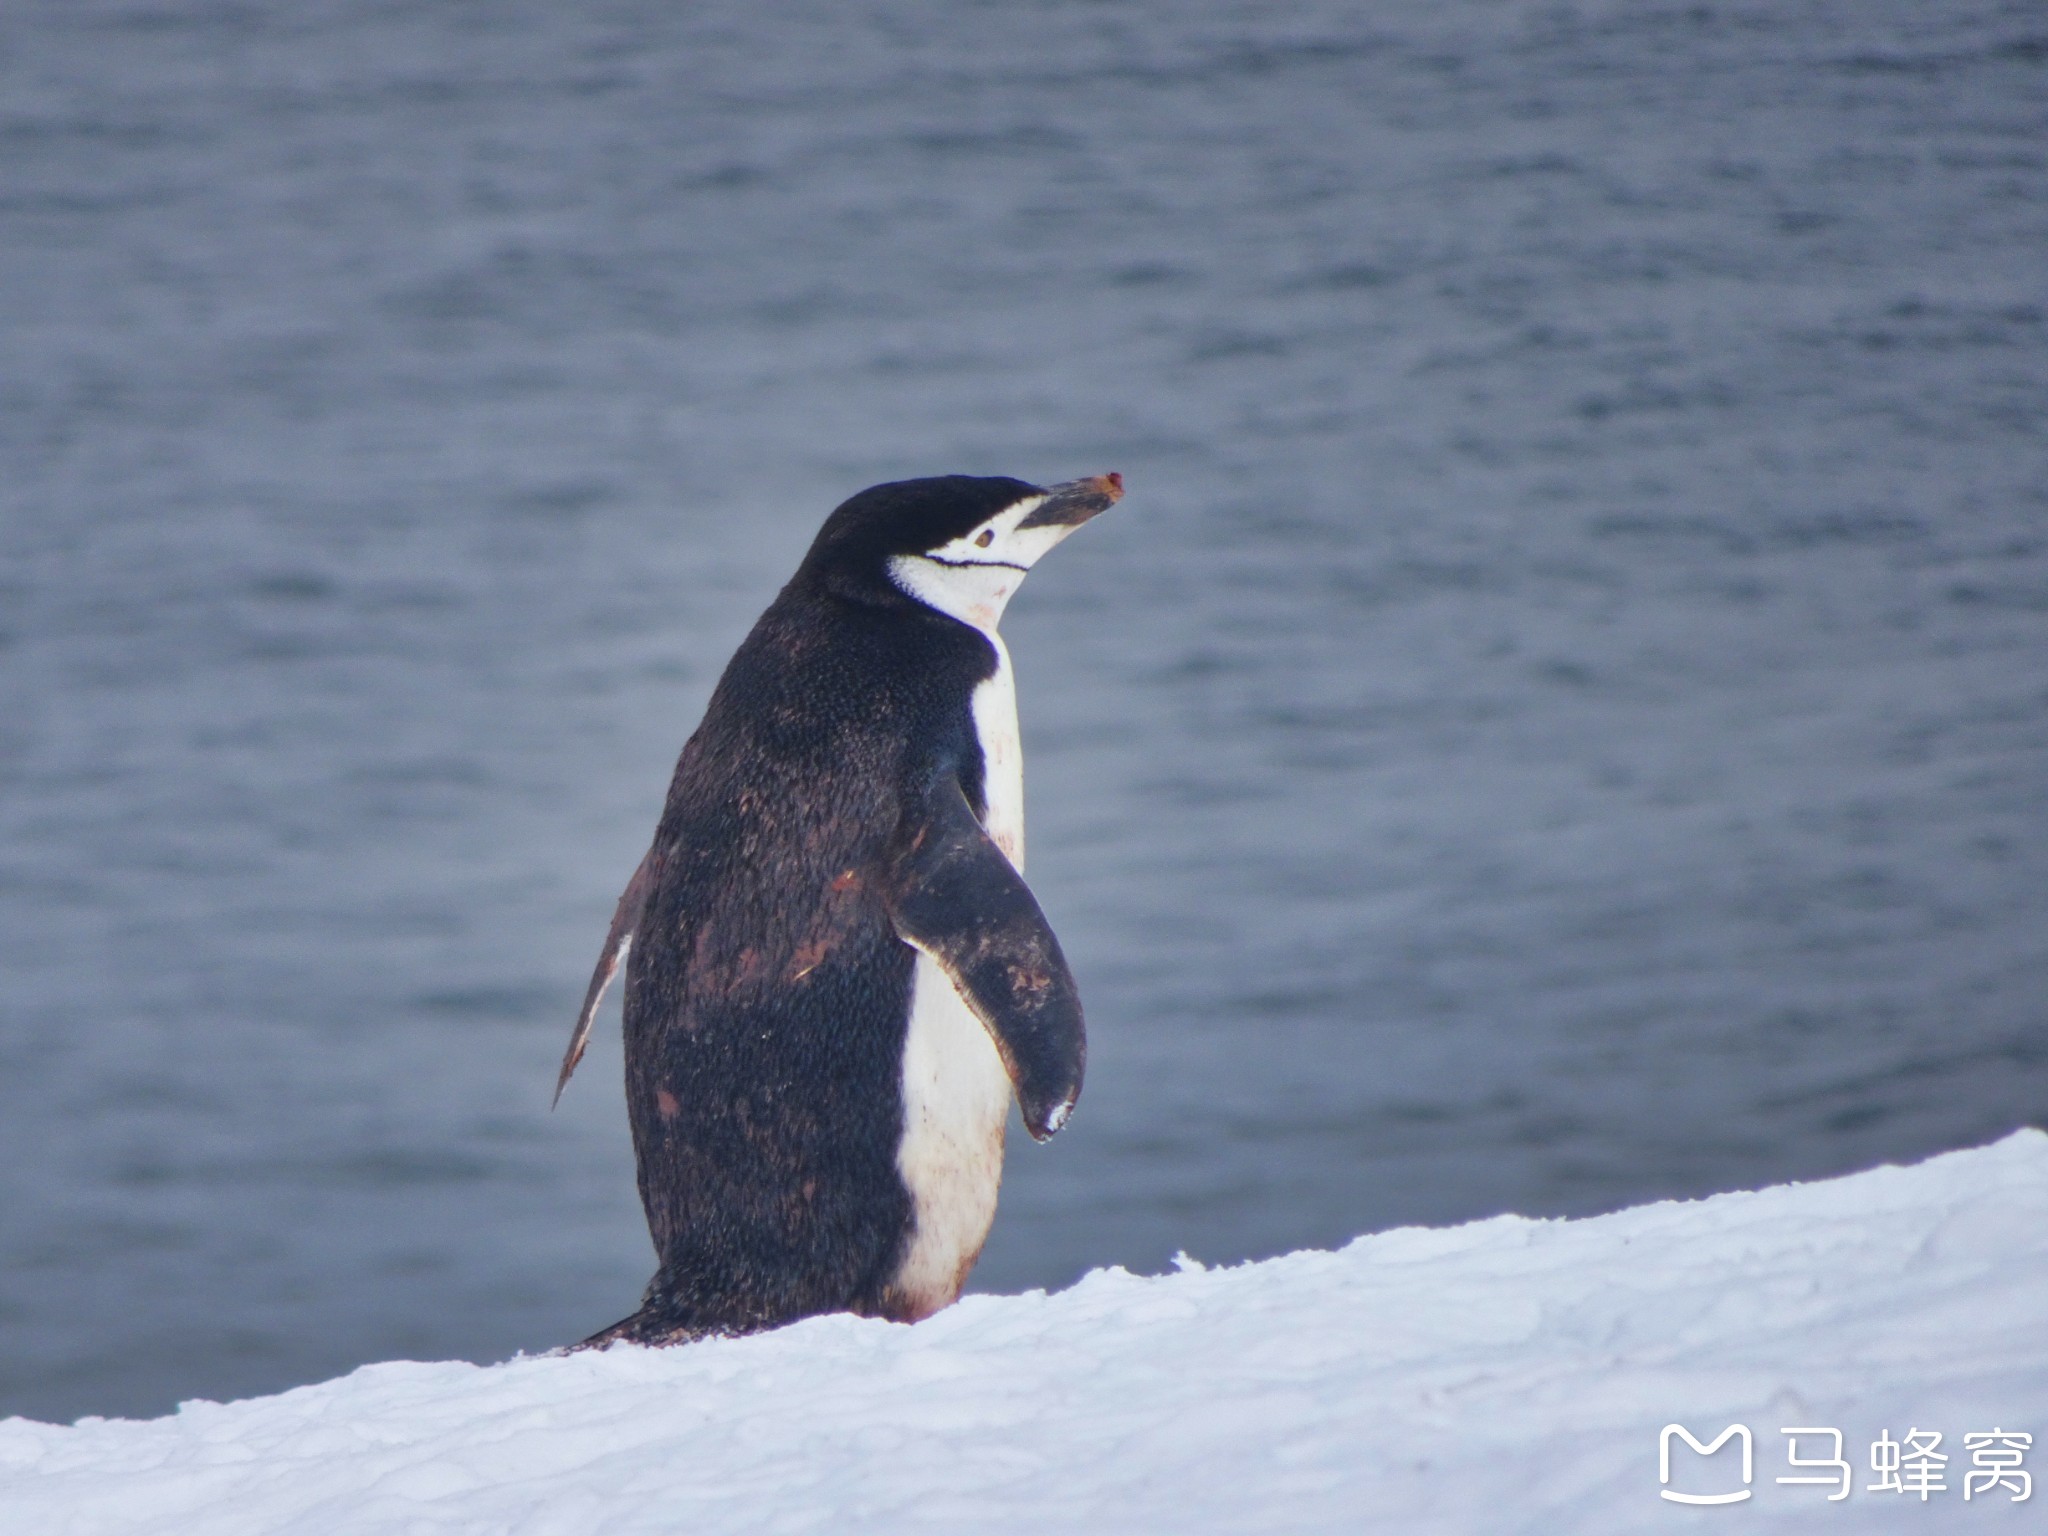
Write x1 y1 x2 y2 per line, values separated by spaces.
974 529 995 549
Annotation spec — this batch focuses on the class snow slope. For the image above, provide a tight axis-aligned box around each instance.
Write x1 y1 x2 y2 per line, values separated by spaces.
5 1133 2044 1534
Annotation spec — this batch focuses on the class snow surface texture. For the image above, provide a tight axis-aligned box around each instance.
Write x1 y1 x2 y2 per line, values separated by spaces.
5 1134 2043 1534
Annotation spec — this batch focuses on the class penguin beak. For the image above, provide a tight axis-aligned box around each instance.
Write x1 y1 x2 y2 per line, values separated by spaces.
1018 472 1123 529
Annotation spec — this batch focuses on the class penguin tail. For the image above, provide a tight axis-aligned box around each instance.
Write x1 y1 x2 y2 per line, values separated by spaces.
565 1296 728 1350
567 1278 739 1351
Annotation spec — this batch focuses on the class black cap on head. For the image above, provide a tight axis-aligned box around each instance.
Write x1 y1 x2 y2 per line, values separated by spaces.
801 476 1045 576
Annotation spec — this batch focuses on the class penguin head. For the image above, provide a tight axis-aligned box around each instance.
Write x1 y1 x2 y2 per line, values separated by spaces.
801 473 1123 634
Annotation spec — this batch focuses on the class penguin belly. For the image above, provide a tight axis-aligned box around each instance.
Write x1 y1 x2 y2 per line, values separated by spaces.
970 639 1026 870
888 952 1013 1319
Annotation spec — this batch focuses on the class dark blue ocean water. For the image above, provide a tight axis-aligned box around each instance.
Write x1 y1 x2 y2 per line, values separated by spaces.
2 0 2044 1423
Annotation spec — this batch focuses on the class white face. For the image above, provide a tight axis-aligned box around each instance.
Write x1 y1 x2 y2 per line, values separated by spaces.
886 493 1080 636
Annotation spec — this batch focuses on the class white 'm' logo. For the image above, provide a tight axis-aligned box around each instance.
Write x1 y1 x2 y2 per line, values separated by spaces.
1661 1423 1754 1505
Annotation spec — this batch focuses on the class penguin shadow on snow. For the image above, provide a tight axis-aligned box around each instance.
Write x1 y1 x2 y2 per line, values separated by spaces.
551 472 1125 1347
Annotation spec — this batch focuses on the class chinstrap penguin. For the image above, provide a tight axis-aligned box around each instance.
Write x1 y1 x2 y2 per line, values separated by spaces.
555 472 1123 1346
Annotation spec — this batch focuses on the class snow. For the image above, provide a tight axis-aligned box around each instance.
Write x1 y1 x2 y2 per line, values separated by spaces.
5 1134 2045 1534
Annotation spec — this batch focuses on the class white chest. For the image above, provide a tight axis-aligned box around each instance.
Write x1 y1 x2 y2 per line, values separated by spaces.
969 640 1025 871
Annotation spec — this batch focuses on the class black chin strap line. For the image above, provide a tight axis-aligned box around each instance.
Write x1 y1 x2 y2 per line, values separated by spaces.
917 555 1029 574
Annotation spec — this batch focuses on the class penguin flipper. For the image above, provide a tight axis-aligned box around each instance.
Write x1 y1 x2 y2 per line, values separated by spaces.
554 848 656 1106
885 778 1085 1142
